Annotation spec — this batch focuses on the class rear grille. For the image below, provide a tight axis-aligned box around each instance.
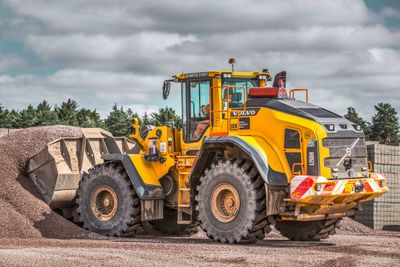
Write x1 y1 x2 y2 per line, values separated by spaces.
323 132 367 178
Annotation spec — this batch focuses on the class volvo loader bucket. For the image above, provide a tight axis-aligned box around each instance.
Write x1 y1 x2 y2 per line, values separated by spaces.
27 128 136 209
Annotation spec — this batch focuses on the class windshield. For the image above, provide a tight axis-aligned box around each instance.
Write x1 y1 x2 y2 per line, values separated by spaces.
222 78 259 109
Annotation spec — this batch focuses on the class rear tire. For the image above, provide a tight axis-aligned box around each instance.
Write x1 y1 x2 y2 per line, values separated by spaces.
195 160 268 243
275 219 340 241
76 163 142 236
151 208 199 236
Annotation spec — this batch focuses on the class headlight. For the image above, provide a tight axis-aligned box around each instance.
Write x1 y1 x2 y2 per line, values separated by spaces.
352 124 362 131
315 184 322 191
331 168 339 179
223 73 232 78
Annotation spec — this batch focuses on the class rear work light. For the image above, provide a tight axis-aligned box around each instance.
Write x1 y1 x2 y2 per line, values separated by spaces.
249 87 286 98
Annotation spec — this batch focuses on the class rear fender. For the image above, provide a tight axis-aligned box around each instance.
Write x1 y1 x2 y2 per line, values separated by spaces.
189 136 288 193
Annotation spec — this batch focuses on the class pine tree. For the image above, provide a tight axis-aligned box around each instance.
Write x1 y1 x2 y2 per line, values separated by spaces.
0 104 8 128
370 103 400 144
344 107 371 139
77 108 104 128
36 100 59 126
151 107 183 129
104 104 131 136
142 111 152 126
56 99 79 126
5 110 21 128
19 105 39 128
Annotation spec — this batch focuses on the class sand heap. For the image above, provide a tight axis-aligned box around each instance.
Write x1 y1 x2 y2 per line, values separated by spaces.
336 217 374 234
0 126 90 239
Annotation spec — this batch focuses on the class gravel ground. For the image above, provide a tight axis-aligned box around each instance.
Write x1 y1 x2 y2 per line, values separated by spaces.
0 232 399 267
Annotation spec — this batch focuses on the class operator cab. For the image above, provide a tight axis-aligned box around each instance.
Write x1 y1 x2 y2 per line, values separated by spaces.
163 69 272 146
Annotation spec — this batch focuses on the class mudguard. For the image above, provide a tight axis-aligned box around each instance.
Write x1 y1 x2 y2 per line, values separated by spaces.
102 154 164 200
189 136 288 189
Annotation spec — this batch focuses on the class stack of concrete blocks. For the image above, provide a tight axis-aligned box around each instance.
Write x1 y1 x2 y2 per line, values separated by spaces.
354 143 400 231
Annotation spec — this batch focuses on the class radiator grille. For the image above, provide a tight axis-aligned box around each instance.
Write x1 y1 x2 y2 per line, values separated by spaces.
323 132 367 178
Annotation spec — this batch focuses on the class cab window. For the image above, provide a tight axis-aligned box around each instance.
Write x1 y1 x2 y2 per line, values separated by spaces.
184 80 210 142
222 79 259 109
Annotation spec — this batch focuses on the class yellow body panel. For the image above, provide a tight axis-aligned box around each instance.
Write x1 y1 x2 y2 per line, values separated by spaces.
130 155 161 186
222 106 324 181
130 154 175 186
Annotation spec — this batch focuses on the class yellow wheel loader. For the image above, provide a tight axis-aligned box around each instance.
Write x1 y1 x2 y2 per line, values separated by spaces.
28 66 388 243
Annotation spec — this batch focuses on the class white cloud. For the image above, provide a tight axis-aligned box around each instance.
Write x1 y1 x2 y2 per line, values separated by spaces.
0 70 169 116
0 54 25 72
24 32 196 73
381 7 400 19
0 0 399 119
6 0 370 34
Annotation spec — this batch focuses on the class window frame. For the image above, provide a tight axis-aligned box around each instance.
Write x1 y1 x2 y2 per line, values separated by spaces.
221 77 260 110
182 78 212 143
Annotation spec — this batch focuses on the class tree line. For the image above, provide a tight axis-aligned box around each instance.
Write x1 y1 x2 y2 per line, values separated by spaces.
344 103 399 144
0 99 399 144
0 99 182 137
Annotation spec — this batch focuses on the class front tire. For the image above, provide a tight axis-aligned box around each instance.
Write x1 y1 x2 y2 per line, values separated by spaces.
195 160 268 243
76 163 142 236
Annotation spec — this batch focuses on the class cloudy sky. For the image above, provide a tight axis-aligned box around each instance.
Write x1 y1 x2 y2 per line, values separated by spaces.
0 0 399 119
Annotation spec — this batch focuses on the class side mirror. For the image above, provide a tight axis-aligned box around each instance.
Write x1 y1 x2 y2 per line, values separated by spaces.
162 81 171 100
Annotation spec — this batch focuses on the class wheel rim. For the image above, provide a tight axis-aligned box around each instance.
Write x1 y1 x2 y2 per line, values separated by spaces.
90 185 118 221
210 183 240 223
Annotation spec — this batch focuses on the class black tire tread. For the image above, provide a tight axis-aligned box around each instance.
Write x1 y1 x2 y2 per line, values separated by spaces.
195 159 269 244
76 163 142 236
275 218 340 241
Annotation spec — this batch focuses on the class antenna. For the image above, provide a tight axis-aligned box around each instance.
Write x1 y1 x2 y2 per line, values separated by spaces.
228 58 236 72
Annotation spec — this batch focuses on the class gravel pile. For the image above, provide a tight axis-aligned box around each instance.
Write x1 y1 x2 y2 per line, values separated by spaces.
336 217 374 234
0 126 91 239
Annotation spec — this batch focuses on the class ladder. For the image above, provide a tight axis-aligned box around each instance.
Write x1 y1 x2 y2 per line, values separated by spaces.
176 156 196 224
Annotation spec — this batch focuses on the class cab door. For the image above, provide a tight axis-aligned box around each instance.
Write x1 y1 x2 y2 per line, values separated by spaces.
181 79 211 154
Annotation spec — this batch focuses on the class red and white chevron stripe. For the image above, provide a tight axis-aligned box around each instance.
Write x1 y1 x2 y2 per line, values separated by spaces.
290 175 387 202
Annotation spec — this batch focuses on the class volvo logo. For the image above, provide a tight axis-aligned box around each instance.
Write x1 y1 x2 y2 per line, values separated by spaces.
230 108 260 117
231 110 256 116
345 147 352 157
336 138 360 167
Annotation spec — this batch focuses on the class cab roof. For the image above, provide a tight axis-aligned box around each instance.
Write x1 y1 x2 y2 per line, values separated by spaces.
173 70 271 80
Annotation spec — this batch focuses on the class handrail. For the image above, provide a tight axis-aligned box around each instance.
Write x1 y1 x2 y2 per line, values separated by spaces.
289 88 309 103
291 162 303 176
